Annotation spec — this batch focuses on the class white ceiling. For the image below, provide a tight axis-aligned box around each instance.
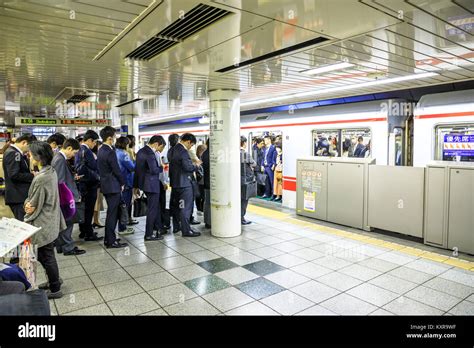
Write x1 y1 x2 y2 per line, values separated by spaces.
0 0 472 125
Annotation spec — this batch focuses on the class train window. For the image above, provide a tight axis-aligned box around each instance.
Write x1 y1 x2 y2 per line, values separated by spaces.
341 129 371 158
394 127 404 166
435 124 474 162
313 128 371 158
313 130 340 157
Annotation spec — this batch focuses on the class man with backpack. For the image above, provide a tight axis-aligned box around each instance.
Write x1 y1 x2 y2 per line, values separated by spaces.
52 138 86 256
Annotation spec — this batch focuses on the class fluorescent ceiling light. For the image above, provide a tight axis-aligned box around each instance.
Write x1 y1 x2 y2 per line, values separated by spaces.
241 72 438 107
300 62 354 75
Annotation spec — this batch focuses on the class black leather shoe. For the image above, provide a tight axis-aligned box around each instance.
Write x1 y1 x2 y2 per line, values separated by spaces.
92 223 104 229
241 219 252 225
127 219 139 226
84 234 104 241
158 228 169 235
106 241 128 249
79 232 85 239
145 235 163 241
64 248 86 256
172 228 180 234
182 230 201 237
205 224 211 229
162 225 171 229
190 220 201 225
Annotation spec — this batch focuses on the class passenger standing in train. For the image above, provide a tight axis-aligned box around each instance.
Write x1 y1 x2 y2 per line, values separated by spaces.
2 133 36 221
47 133 66 153
272 145 283 202
97 126 128 249
52 138 86 256
168 133 201 237
252 138 265 197
328 137 338 157
187 148 202 226
134 135 167 241
362 140 371 158
167 133 181 233
202 139 211 229
261 135 277 200
195 144 207 214
24 141 66 299
354 136 366 157
241 136 257 225
115 136 135 236
126 134 139 225
75 130 103 241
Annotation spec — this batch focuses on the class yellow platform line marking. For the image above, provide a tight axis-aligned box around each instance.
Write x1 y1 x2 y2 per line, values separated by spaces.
249 204 474 272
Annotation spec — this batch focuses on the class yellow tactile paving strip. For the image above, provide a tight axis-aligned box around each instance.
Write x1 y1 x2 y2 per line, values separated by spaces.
247 204 474 272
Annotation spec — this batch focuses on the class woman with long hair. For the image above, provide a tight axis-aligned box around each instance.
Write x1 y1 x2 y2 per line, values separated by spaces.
24 141 66 299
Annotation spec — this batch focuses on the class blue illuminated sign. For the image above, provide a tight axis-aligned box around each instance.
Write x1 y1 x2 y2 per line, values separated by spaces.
443 134 474 158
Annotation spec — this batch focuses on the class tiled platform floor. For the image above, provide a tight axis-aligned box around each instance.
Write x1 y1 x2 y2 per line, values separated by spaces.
39 204 474 316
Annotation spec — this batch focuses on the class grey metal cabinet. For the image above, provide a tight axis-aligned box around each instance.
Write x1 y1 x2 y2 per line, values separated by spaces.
448 168 474 255
296 160 327 220
424 162 474 255
296 157 374 230
368 166 425 238
327 162 364 229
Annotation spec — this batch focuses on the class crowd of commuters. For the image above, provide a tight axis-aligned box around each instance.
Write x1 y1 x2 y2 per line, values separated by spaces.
251 134 283 202
0 128 264 300
315 134 371 158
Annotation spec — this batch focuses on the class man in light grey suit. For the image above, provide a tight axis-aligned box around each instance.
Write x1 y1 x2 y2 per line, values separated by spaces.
51 138 86 256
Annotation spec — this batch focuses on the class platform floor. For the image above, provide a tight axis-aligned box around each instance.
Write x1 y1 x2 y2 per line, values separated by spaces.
41 203 474 316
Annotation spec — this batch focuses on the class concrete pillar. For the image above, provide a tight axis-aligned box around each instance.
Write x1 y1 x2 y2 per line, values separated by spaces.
209 89 241 238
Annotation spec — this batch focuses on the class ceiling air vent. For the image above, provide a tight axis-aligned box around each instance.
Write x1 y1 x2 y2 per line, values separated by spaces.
66 95 90 103
255 115 269 121
125 3 232 61
216 36 330 73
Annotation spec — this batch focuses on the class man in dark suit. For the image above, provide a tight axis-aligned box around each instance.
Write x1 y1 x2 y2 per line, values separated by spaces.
97 126 128 249
134 135 167 241
261 135 277 199
353 136 366 157
252 137 265 197
2 134 36 220
52 138 86 256
75 130 103 241
168 133 201 237
167 134 180 233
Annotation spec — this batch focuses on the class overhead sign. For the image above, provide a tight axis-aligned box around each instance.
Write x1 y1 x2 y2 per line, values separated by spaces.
15 117 111 127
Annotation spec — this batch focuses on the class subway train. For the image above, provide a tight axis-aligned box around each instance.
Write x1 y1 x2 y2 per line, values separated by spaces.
139 89 474 209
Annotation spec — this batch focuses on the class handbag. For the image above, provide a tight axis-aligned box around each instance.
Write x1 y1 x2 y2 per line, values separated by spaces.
119 198 129 226
58 182 76 221
71 201 85 224
242 180 257 200
256 172 267 186
133 194 148 218
18 239 37 289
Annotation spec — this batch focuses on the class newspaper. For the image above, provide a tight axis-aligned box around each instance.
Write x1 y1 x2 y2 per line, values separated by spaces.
0 217 41 258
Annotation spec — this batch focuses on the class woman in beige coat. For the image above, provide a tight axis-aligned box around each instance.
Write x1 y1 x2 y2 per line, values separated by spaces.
24 141 66 299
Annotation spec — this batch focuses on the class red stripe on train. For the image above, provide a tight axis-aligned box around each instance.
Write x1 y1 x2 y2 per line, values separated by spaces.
283 180 297 192
416 111 474 119
240 117 387 130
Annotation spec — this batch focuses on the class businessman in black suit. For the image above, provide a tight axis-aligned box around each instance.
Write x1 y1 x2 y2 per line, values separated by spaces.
2 134 36 220
167 134 180 233
52 138 86 256
75 130 103 241
168 133 201 237
134 135 167 241
353 136 366 157
97 126 128 249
